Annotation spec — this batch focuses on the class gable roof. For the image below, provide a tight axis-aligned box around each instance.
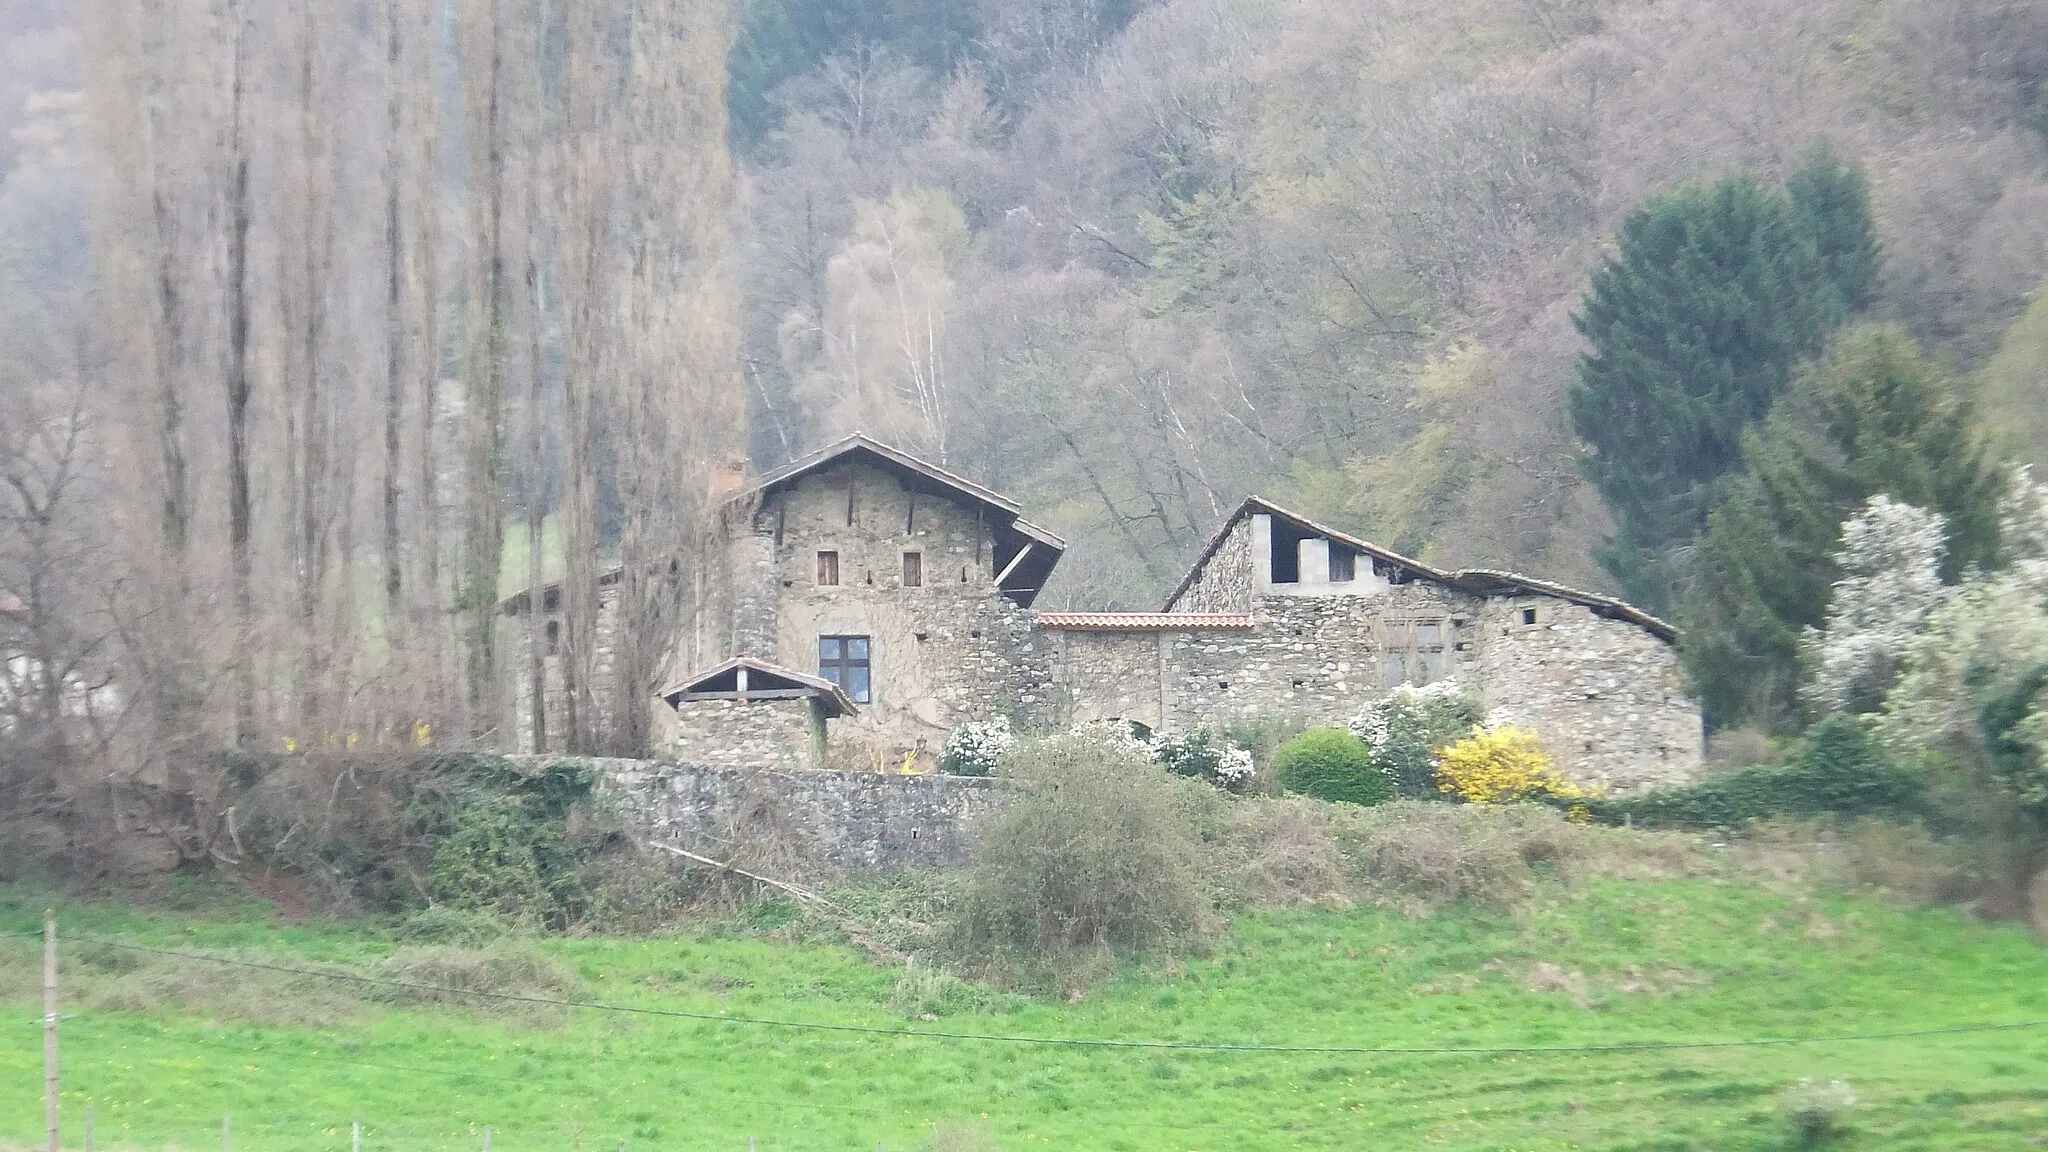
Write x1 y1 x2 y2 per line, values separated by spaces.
1165 496 1678 643
737 433 1066 607
658 656 858 718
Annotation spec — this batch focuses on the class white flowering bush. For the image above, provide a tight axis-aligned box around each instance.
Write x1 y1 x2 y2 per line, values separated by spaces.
1803 495 1952 715
1149 726 1257 792
940 716 1016 777
1347 682 1485 797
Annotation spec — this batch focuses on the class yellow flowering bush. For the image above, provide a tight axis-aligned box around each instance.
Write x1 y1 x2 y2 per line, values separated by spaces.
1433 726 1594 805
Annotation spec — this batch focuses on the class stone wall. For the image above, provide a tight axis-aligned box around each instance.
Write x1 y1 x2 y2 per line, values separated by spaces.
672 697 822 771
1170 518 1256 612
750 460 1052 764
1050 503 1702 793
509 585 622 754
1047 630 1170 731
598 758 1003 870
1472 597 1702 794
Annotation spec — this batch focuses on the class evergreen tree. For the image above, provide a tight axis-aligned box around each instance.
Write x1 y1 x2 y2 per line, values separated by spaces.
1682 326 2005 730
1787 140 1882 315
1570 174 1843 609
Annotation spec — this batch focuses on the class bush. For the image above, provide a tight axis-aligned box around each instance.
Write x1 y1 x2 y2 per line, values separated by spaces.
1348 684 1486 796
1150 726 1256 792
940 716 1016 776
1595 714 1922 828
1434 727 1591 806
949 729 1218 981
1276 728 1393 806
1779 1078 1856 1147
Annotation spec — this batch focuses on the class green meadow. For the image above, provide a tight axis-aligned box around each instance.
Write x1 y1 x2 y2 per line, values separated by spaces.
2 876 2045 1151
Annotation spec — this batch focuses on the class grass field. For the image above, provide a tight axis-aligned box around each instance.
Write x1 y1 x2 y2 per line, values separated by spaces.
2 874 2045 1151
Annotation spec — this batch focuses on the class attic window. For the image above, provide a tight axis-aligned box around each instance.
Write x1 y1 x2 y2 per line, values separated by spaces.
1522 607 1538 626
817 551 840 586
903 552 922 587
1329 547 1355 582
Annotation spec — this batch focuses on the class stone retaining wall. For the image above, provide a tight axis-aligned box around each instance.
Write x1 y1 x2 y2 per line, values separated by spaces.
596 759 1002 871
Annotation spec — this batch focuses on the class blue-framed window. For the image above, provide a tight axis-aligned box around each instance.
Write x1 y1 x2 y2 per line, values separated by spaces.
819 635 871 703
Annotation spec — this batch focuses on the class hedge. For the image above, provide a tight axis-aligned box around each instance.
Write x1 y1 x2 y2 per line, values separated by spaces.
1590 713 1923 829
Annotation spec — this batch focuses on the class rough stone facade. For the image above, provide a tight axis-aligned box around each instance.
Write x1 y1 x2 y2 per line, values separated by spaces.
1037 501 1705 794
740 457 1053 768
509 439 1704 803
600 758 1002 870
671 697 824 772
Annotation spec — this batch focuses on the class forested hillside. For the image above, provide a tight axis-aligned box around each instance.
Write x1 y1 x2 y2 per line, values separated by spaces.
719 0 2048 608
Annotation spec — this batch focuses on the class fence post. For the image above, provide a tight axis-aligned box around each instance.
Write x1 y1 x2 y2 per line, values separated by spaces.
221 1113 231 1152
85 1103 94 1152
44 910 58 1152
353 1120 361 1152
483 1124 493 1152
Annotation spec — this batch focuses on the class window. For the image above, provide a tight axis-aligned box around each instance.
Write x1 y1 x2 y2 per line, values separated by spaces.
544 619 560 657
816 550 840 586
902 551 922 587
819 635 870 703
1382 617 1449 686
1521 607 1538 625
1329 546 1356 582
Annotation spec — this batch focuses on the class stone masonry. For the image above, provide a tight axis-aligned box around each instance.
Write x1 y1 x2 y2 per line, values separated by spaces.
600 758 1003 870
511 440 1706 810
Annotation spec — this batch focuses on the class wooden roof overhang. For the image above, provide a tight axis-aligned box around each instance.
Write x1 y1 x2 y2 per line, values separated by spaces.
658 656 859 719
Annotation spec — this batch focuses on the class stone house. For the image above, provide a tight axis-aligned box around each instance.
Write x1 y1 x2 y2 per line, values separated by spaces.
510 436 1703 793
1040 497 1702 793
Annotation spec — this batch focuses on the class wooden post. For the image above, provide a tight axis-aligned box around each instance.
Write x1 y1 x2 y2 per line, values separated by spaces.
353 1120 361 1152
221 1113 231 1152
43 910 58 1152
85 1104 94 1152
482 1125 492 1152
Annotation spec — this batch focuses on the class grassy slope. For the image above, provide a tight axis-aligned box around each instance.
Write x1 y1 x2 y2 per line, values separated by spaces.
1 880 2044 1152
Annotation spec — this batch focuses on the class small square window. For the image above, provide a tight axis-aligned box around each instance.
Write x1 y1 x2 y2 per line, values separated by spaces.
1521 607 1538 626
902 551 922 587
816 551 840 586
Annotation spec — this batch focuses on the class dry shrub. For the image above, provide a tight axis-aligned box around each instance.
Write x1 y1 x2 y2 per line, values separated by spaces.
1728 817 1980 908
1319 801 1705 914
1521 961 1593 1008
947 729 1220 985
922 1124 999 1152
1214 797 1351 907
372 941 579 1018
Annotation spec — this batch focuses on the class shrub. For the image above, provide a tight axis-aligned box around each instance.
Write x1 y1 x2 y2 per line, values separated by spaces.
1779 1078 1856 1147
1348 683 1485 796
1595 714 1921 828
1276 728 1393 806
1151 726 1257 792
940 716 1016 776
949 729 1217 981
1434 727 1591 805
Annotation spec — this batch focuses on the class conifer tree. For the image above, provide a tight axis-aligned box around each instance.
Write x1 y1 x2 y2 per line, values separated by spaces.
1683 326 2005 729
1570 174 1840 609
1787 140 1881 316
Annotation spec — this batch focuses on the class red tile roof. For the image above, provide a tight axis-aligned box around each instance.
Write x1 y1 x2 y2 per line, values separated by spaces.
1035 612 1255 631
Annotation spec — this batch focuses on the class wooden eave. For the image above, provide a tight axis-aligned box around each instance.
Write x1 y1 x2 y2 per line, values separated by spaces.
658 656 859 718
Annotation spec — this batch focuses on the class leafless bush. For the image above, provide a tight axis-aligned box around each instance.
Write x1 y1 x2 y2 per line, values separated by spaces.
947 729 1220 985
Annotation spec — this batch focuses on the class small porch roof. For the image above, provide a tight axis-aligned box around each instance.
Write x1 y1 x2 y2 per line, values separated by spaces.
658 656 859 718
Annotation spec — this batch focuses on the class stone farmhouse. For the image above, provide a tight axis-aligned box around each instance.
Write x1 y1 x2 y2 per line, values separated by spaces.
510 434 1704 795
